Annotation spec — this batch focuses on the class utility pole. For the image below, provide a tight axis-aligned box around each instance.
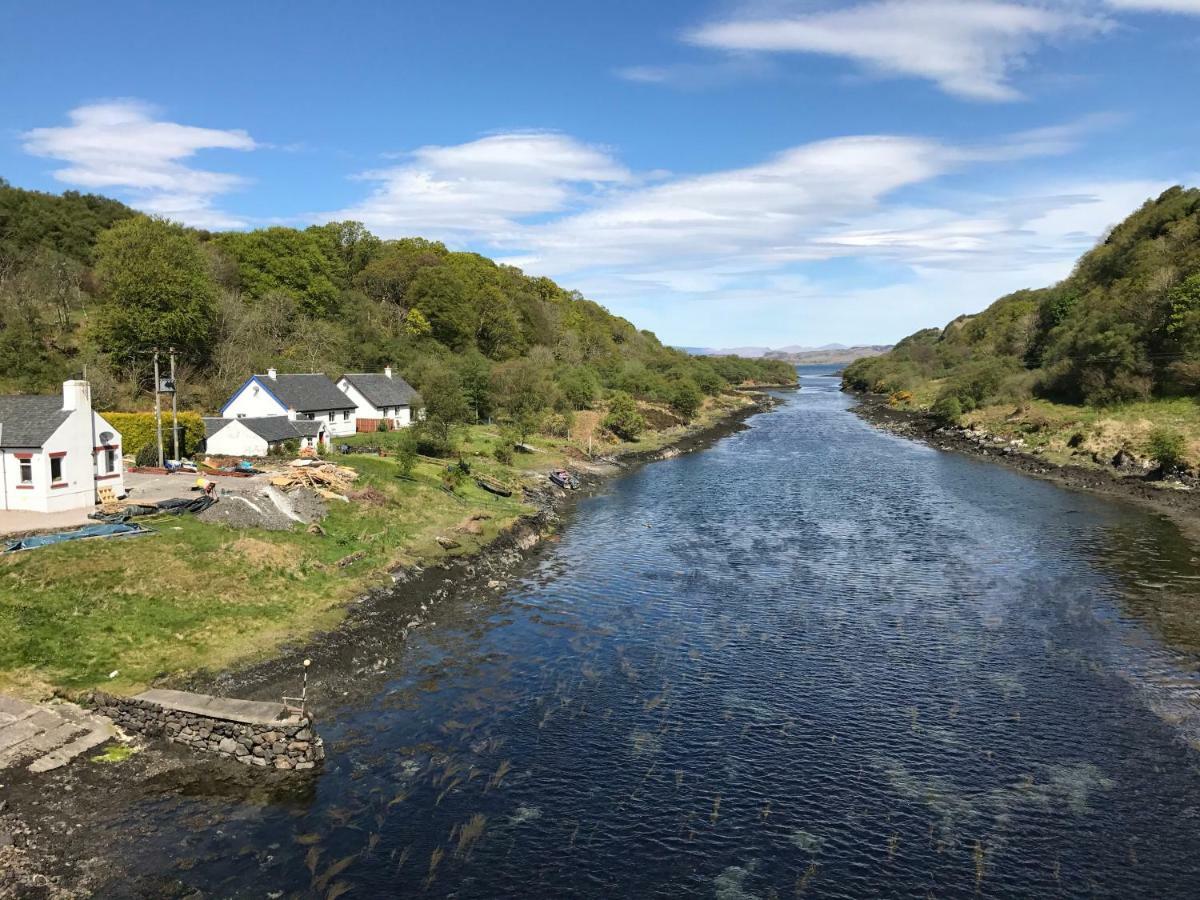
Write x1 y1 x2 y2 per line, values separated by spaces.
169 347 179 462
153 348 164 468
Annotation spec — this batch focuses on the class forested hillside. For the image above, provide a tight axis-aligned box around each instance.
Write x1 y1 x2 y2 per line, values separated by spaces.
845 187 1200 420
0 178 794 442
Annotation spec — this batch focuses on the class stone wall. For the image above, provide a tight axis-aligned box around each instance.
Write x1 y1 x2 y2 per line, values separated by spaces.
91 692 324 771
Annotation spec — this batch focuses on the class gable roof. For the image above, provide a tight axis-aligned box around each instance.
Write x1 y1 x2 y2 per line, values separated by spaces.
340 373 419 409
212 416 324 444
0 396 71 448
224 374 355 415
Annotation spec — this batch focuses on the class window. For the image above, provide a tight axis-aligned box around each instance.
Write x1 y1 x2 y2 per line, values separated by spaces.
327 411 334 420
343 410 350 421
19 458 33 485
50 455 64 483
105 448 117 473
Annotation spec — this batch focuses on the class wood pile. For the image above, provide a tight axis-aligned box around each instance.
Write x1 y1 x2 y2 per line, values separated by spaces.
269 462 359 500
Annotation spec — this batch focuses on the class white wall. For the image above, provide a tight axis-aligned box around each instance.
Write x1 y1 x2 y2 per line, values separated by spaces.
222 378 289 419
91 411 124 502
205 421 270 458
336 379 411 429
0 385 124 513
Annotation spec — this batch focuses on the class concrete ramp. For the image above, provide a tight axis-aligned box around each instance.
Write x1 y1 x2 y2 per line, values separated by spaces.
134 688 302 726
0 694 118 773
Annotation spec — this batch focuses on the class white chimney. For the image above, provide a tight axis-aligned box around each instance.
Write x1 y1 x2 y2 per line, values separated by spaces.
62 379 91 413
384 366 393 379
267 367 278 380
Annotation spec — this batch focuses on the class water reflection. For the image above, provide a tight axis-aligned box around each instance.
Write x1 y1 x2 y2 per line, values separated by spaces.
94 368 1200 898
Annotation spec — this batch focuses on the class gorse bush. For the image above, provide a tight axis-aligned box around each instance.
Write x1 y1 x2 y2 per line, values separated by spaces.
1147 427 1188 471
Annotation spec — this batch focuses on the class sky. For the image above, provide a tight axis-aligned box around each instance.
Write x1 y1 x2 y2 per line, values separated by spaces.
2 1 1198 348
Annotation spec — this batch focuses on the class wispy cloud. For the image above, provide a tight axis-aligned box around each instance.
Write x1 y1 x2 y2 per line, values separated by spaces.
1105 0 1200 12
21 100 257 228
333 117 1159 344
683 1 1109 101
330 131 630 238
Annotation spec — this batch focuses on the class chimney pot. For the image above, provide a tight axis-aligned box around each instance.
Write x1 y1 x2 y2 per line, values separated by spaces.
384 366 393 379
267 368 278 380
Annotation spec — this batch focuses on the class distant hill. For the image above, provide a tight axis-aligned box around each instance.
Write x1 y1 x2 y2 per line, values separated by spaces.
682 343 890 363
764 345 892 365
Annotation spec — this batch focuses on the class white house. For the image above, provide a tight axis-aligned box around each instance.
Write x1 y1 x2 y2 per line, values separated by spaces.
203 416 327 458
336 367 419 431
0 380 124 513
220 369 357 437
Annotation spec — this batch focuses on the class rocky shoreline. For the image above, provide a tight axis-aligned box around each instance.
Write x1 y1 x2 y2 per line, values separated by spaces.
0 390 781 899
850 390 1200 532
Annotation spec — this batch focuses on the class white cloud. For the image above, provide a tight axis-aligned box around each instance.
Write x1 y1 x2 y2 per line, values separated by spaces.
1105 0 1200 12
22 100 257 228
684 1 1109 101
335 123 1156 345
332 131 630 238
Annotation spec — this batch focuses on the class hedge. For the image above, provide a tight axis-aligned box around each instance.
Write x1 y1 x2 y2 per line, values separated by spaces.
101 411 207 458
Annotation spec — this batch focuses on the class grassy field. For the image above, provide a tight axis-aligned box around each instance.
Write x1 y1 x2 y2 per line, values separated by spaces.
960 397 1200 469
0 392 762 698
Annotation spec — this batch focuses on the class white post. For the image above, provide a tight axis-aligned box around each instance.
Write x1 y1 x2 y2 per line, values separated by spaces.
153 349 164 468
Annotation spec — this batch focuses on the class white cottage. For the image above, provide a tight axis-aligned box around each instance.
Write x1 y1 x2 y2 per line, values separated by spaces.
203 416 327 458
219 369 357 437
0 380 124 513
336 367 419 431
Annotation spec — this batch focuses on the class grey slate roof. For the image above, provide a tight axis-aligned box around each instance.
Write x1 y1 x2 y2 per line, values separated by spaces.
340 373 419 409
258 374 355 413
0 396 71 448
203 417 230 439
236 417 324 444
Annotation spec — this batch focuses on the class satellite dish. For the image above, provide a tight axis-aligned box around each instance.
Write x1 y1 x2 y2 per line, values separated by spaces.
99 431 115 444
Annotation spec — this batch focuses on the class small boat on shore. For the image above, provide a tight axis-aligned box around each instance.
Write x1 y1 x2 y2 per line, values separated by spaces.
475 476 513 497
549 469 579 490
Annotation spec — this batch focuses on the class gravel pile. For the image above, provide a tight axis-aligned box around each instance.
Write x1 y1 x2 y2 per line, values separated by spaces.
196 486 326 531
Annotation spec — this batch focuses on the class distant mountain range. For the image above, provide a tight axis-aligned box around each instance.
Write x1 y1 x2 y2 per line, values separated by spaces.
680 344 893 365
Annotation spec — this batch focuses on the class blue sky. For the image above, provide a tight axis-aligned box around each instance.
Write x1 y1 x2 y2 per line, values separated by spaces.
2 1 1198 348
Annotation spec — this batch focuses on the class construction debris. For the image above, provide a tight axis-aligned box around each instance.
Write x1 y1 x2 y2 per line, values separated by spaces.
269 462 359 500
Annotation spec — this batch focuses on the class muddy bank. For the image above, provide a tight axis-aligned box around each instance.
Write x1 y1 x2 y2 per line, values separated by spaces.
851 390 1200 534
0 391 778 899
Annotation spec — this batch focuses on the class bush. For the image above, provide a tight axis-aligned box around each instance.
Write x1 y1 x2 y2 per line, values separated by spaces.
134 441 160 468
542 411 574 438
668 379 703 420
603 391 645 441
103 411 206 459
413 420 457 457
393 429 418 476
930 395 962 424
1147 427 1187 471
889 390 913 407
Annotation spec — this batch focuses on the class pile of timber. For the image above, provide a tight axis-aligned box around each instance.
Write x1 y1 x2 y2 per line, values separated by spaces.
269 460 359 499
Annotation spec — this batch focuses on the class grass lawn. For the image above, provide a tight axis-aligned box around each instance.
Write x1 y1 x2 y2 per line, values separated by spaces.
0 391 762 699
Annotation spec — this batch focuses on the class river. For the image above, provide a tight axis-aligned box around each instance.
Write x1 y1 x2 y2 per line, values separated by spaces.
96 366 1200 897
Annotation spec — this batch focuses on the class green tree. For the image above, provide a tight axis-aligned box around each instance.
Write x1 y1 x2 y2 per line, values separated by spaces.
215 227 342 317
603 391 645 441
1147 427 1187 471
459 351 493 422
668 378 703 420
560 366 600 409
93 217 217 362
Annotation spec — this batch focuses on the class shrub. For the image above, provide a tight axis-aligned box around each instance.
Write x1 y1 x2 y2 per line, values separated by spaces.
394 429 418 475
377 417 390 433
1147 427 1187 471
134 442 160 468
889 390 913 407
930 395 962 424
669 379 703 420
103 411 206 459
603 391 645 441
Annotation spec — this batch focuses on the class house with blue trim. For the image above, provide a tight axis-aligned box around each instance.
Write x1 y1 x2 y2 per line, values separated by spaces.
207 369 357 456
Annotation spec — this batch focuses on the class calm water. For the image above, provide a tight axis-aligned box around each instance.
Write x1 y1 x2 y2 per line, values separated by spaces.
109 367 1200 897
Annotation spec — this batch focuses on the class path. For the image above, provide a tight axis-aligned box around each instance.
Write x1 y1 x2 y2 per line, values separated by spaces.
0 695 118 774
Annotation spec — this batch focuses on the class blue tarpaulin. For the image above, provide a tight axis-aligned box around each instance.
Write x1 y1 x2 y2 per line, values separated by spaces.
3 522 152 552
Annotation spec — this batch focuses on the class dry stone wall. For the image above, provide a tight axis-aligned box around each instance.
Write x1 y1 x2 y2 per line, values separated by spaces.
92 692 324 771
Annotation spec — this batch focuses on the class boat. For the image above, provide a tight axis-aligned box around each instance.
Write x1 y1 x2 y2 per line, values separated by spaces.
475 476 513 498
549 469 579 490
